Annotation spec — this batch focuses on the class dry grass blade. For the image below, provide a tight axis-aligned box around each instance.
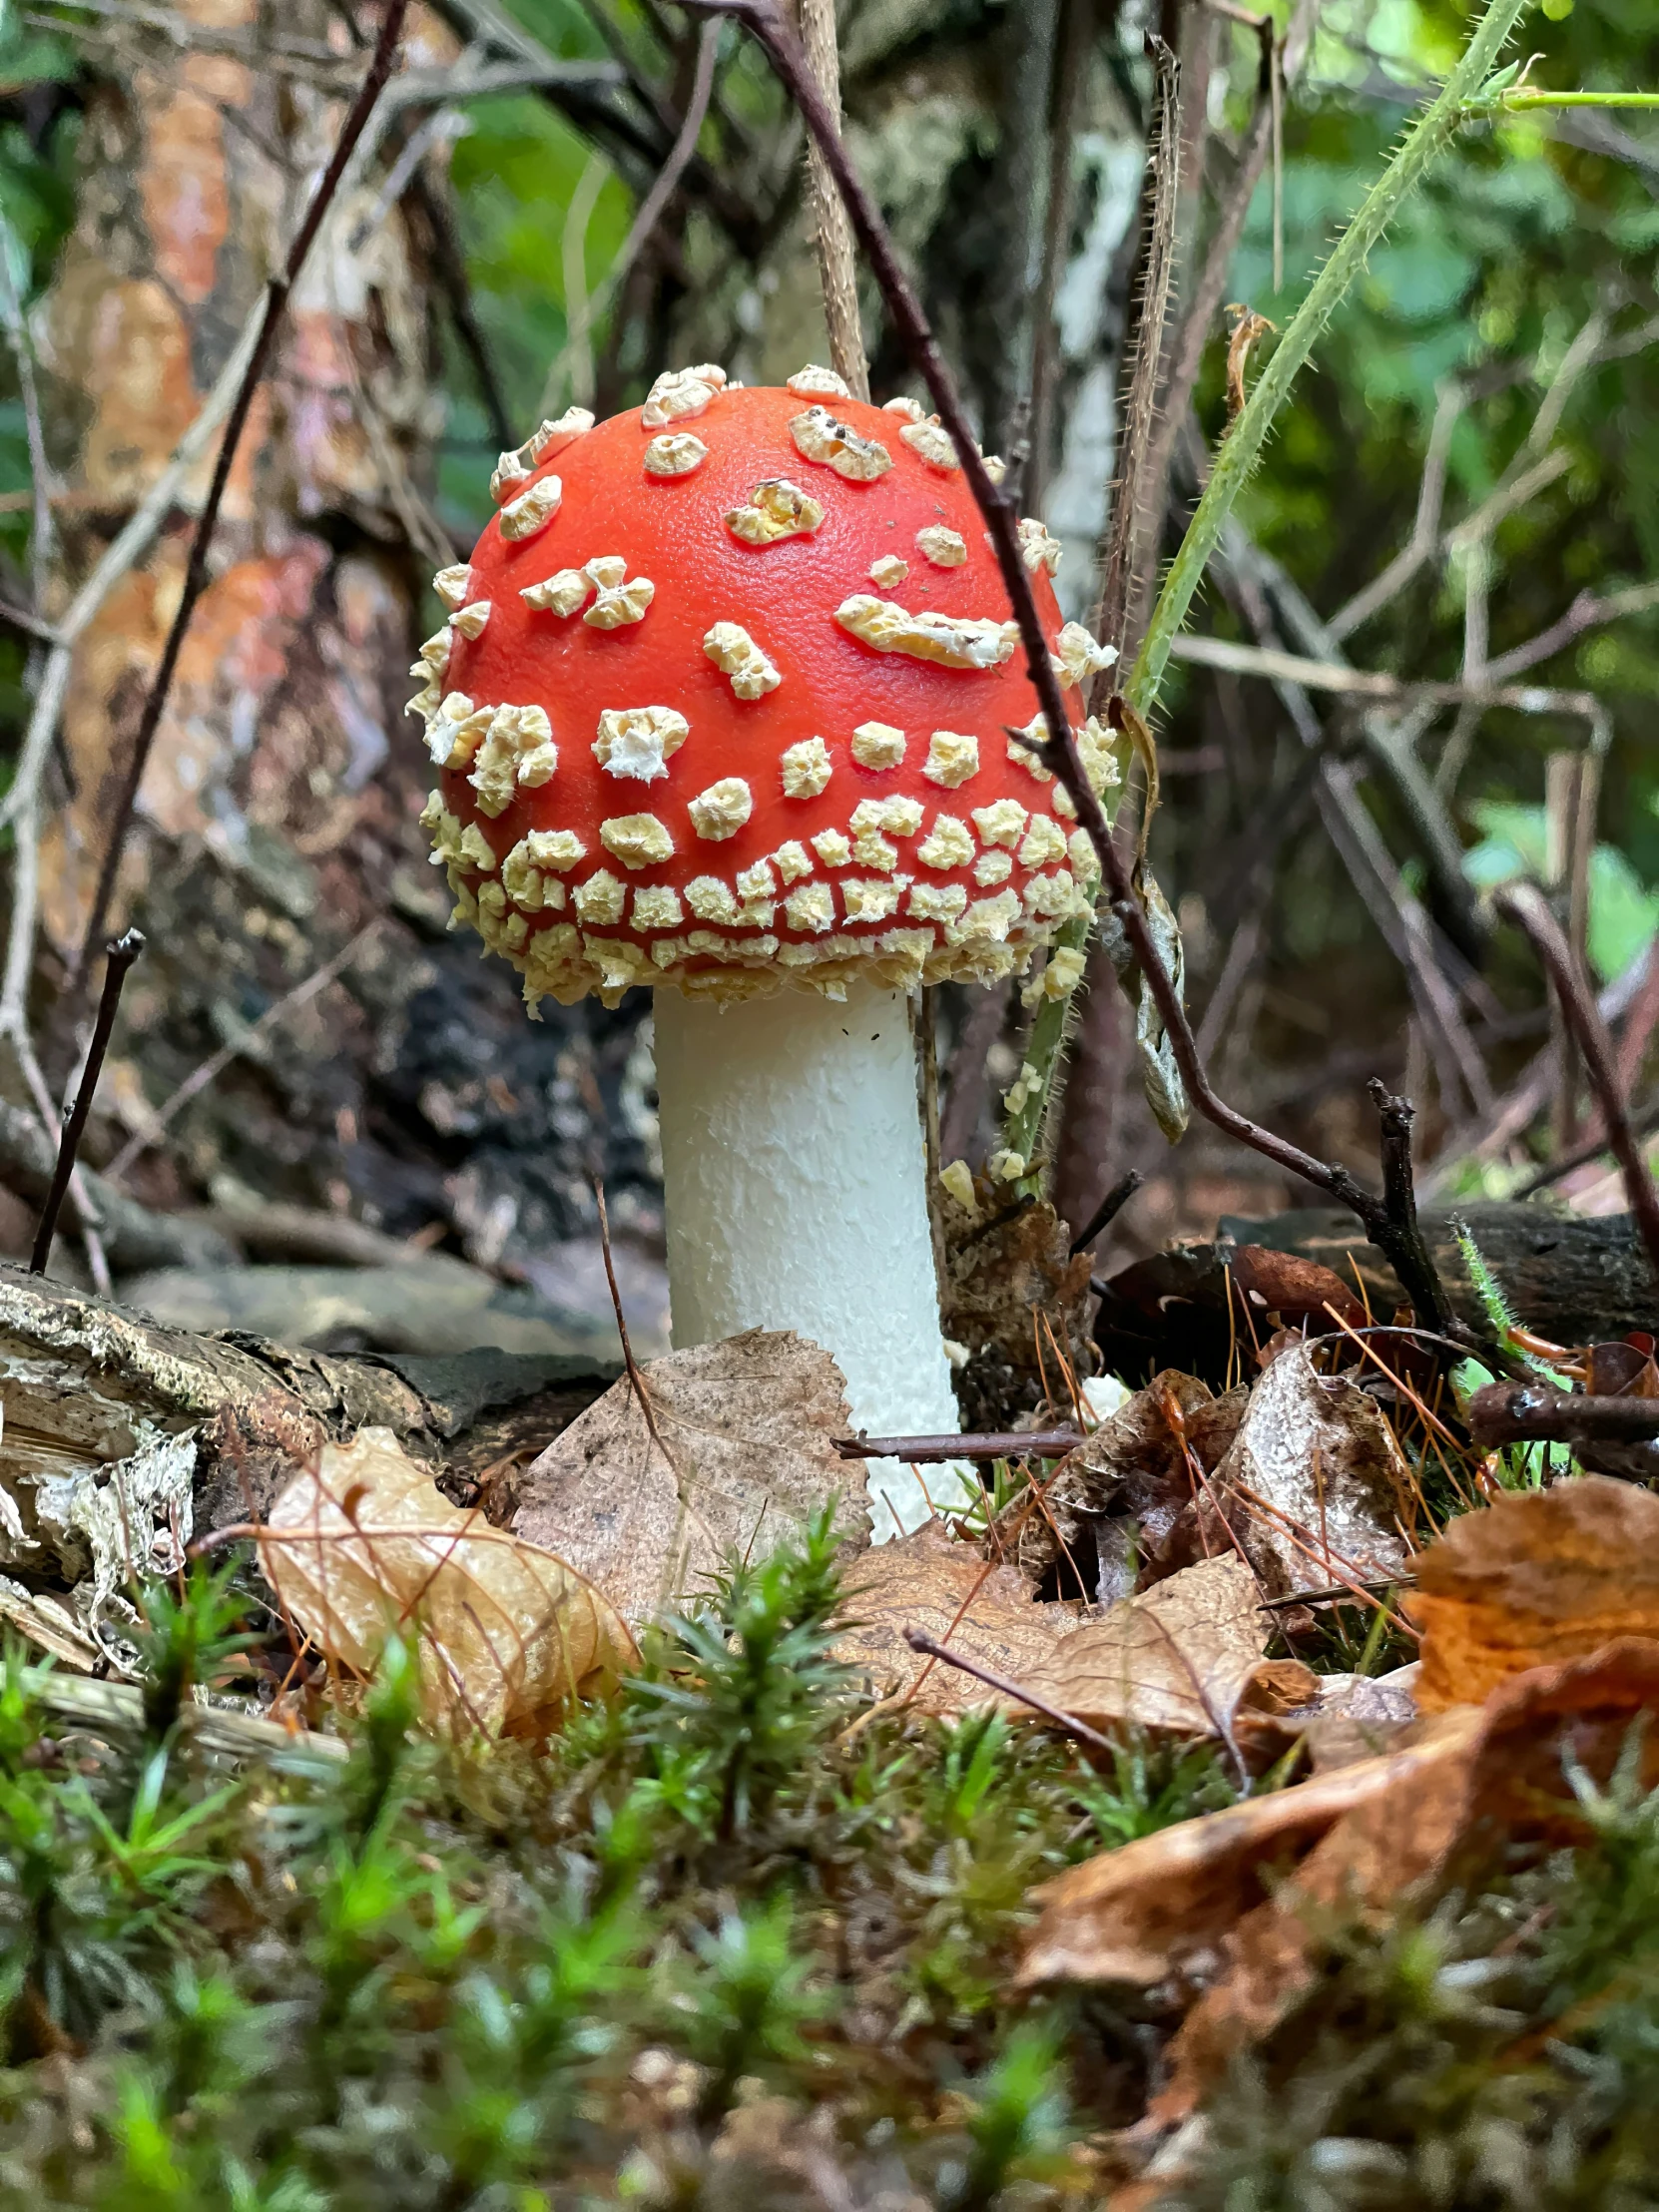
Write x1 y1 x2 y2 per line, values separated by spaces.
259 1427 636 1738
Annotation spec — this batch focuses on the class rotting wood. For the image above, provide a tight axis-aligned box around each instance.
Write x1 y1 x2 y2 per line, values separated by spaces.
1095 1203 1659 1382
0 1265 618 1549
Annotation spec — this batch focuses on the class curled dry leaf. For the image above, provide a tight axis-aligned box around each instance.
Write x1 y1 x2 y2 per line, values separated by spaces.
1017 1709 1484 1990
833 1523 1063 1716
512 1331 861 1627
1195 1342 1412 1601
1150 1637 1659 2126
261 1426 636 1737
1411 1473 1659 1711
1013 1555 1296 1738
1229 1244 1368 1333
991 1369 1245 1601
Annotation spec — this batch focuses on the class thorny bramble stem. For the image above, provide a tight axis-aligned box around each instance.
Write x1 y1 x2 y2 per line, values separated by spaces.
1496 881 1659 1292
74 0 414 982
700 0 1521 1346
31 928 144 1275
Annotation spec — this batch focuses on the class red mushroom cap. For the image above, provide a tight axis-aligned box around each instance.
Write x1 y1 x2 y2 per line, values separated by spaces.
412 366 1120 1009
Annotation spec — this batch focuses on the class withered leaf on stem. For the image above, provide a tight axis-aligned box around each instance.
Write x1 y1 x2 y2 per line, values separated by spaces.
512 1330 862 1627
832 1523 1064 1716
260 1427 637 1738
1411 1473 1659 1711
1012 1555 1307 1739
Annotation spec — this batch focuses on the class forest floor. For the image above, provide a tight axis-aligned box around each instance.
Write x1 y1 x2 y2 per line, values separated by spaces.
5 1214 1659 2210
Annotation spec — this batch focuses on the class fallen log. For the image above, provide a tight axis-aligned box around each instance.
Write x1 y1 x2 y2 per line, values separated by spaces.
0 1265 618 1611
1095 1202 1658 1382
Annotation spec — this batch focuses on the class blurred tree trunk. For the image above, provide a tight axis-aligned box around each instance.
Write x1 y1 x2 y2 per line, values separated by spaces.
17 0 660 1301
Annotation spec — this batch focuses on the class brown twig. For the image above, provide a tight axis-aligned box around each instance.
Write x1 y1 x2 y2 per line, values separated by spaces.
834 1428 1085 1463
900 1625 1118 1759
695 0 1466 1350
30 929 144 1275
1468 1382 1659 1450
1496 881 1659 1288
1068 1168 1145 1256
73 0 413 981
1367 1080 1452 1335
592 1172 676 1474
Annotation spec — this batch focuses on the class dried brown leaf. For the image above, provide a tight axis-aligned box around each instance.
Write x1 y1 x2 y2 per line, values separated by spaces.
1016 1709 1483 1989
833 1523 1063 1715
991 1370 1245 1598
1198 1342 1412 1600
1229 1245 1367 1332
1155 1638 1659 2122
512 1330 862 1626
940 1192 1094 1432
1411 1473 1659 1711
1015 1556 1270 1737
260 1426 637 1736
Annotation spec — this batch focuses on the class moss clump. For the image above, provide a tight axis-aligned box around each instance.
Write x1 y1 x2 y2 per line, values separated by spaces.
0 1511 1225 2206
8 1513 1659 2207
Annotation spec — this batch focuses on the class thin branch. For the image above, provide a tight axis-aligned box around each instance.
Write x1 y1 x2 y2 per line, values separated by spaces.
1483 579 1659 686
1468 1382 1659 1451
30 930 144 1276
1068 1168 1144 1256
1495 881 1659 1287
73 0 414 984
835 1429 1085 1463
1327 376 1464 639
900 1626 1119 1759
1167 631 1608 725
404 167 514 452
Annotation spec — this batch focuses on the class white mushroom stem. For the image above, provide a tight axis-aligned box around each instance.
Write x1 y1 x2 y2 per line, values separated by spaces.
654 979 970 1538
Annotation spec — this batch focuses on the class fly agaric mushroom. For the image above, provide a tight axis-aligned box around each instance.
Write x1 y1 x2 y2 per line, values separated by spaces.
413 367 1119 1533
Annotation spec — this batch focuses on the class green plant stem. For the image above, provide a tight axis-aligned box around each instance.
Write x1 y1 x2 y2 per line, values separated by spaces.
1010 0 1533 1175
1127 0 1532 721
1500 89 1659 109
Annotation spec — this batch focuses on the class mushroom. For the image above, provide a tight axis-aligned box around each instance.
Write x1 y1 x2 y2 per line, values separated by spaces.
413 372 1118 1534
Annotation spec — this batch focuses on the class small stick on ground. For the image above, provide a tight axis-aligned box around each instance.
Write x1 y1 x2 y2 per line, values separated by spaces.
835 1428 1085 1463
1497 880 1659 1287
901 1625 1118 1759
1069 1168 1145 1256
30 929 144 1276
1467 1382 1659 1450
1367 1080 1453 1334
